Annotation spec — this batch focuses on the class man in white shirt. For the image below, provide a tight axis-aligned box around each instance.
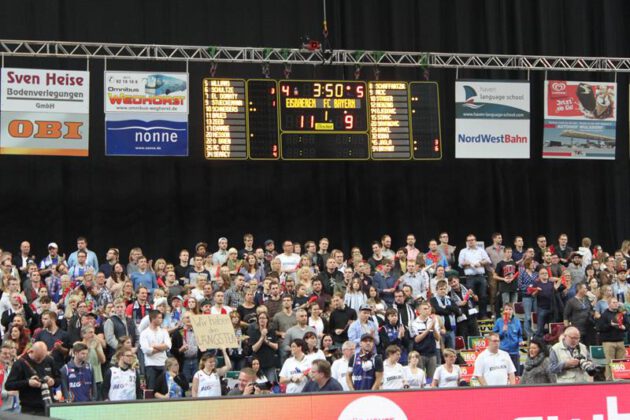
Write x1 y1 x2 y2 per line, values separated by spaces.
139 310 172 390
458 234 492 319
277 241 301 275
473 332 516 386
331 341 356 391
210 290 233 315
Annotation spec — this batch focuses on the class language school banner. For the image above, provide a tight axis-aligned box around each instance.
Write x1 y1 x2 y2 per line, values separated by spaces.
455 81 529 159
543 80 616 159
104 71 189 156
0 68 90 156
50 383 630 420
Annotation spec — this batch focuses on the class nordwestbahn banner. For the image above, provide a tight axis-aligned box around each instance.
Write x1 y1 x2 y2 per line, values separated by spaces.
104 71 189 156
0 68 90 156
49 382 630 420
543 80 616 159
455 80 530 159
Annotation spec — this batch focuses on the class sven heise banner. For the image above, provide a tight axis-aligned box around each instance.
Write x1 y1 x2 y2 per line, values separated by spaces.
105 71 189 156
455 80 530 159
0 68 90 156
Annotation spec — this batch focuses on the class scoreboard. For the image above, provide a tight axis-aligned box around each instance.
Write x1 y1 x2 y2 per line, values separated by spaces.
203 78 441 160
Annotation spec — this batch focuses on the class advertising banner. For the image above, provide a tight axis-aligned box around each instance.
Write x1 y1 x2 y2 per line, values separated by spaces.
543 80 616 159
0 68 90 156
104 71 189 156
50 383 630 420
455 81 530 159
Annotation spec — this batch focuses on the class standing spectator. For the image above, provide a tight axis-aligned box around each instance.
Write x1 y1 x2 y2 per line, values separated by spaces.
381 345 407 390
492 303 524 373
131 256 158 295
430 280 460 350
520 338 556 385
104 299 137 357
348 305 379 346
328 294 357 345
67 237 98 271
405 234 419 264
495 247 518 307
5 341 58 415
60 342 97 402
555 234 573 266
438 232 457 268
431 348 461 388
0 343 20 413
279 339 310 394
102 349 143 401
531 267 565 339
317 258 343 296
38 242 63 279
373 260 397 306
518 257 539 339
331 341 355 391
399 260 429 302
139 310 172 390
303 359 343 392
263 281 283 319
283 309 316 360
563 283 595 345
379 309 410 365
32 310 71 370
597 297 630 381
191 349 232 398
81 325 106 399
409 302 440 379
344 278 367 313
548 326 592 383
458 234 492 319
567 252 586 284
170 313 200 384
346 334 383 391
212 238 229 266
249 312 279 383
367 242 385 273
238 233 255 260
473 332 516 386
99 248 120 279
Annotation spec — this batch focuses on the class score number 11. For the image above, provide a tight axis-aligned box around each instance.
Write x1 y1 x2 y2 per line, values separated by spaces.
299 113 354 130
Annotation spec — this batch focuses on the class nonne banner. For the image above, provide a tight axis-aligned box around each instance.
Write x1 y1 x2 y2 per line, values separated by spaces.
104 71 189 157
543 80 616 160
455 80 530 159
49 382 630 420
0 68 90 157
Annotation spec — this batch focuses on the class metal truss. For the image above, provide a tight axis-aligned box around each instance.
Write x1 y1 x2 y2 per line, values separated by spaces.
1 39 628 72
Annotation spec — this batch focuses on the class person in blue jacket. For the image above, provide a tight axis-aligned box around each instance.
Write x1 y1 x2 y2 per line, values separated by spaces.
493 303 524 375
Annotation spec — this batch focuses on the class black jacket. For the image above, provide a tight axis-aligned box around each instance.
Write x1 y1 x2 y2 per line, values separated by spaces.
5 354 59 410
598 309 630 342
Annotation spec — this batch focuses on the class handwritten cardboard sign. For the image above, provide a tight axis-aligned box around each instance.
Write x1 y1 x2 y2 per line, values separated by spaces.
190 314 238 349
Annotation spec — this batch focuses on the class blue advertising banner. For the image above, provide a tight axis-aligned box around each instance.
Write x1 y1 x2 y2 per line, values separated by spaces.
105 114 188 156
104 71 189 157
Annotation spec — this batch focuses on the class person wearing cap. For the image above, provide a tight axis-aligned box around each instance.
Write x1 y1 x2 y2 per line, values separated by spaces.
346 333 383 391
566 252 585 284
212 238 229 266
39 242 63 279
67 236 99 271
347 304 380 346
194 242 208 259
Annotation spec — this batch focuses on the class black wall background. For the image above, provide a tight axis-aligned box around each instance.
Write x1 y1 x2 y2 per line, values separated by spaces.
0 0 628 261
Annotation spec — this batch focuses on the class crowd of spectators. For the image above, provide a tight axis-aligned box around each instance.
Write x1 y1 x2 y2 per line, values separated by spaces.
0 232 629 414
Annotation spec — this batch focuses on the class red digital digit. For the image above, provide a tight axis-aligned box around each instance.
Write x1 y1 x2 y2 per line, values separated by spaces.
356 85 364 98
344 114 354 130
281 84 290 96
310 115 315 128
270 87 276 95
299 115 304 129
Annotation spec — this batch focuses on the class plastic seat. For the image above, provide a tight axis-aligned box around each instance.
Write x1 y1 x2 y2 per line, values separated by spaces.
455 336 466 350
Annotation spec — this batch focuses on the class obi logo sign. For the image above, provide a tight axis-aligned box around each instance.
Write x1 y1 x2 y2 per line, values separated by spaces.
7 119 84 139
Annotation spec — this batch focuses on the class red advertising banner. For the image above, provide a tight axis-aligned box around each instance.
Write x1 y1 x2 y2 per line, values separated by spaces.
50 383 630 420
611 361 630 380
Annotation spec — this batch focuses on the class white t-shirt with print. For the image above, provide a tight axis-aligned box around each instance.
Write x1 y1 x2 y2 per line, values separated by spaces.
473 349 515 386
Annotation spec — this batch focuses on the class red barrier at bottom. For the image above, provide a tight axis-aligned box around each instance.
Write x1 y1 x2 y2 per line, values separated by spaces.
49 382 630 420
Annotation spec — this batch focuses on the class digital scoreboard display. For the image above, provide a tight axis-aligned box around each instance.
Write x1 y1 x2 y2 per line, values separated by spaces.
203 78 247 159
202 78 441 161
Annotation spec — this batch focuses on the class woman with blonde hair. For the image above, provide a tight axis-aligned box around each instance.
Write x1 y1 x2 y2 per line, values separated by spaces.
223 248 243 276
154 357 189 399
296 266 314 293
117 280 136 306
431 348 461 387
403 350 426 388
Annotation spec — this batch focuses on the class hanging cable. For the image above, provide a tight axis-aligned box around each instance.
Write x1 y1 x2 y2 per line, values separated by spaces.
210 62 218 77
262 63 270 79
321 0 332 64
284 63 292 79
